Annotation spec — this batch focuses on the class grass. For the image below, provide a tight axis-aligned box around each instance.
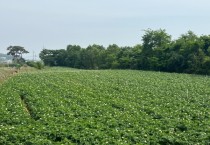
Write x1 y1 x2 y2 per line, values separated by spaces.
0 67 15 84
0 67 210 144
0 66 36 84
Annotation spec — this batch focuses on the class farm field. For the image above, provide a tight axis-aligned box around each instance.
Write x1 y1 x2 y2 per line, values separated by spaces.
0 67 210 144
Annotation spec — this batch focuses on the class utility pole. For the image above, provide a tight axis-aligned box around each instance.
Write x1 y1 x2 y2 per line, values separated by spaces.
33 51 35 61
35 53 37 61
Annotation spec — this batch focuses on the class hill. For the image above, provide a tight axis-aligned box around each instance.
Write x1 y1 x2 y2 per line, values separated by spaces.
0 68 210 144
0 53 12 61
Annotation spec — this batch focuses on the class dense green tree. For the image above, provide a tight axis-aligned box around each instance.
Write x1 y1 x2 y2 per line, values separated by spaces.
141 29 171 70
80 44 105 69
65 45 81 68
55 49 67 66
129 44 142 69
200 35 210 56
39 49 57 66
174 31 203 73
105 44 120 69
39 29 210 75
165 50 184 72
118 46 133 69
142 29 171 52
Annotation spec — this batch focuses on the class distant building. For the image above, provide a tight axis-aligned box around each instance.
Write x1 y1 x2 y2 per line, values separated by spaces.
0 57 6 60
0 58 12 64
5 60 13 64
0 54 13 65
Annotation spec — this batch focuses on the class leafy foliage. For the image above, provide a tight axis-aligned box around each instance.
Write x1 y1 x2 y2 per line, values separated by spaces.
0 68 210 144
26 61 45 69
7 46 29 64
39 29 210 75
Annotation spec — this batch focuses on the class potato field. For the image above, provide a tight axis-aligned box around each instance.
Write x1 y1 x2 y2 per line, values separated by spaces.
0 68 210 144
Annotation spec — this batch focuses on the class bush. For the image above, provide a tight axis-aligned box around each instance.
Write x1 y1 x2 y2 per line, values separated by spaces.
36 61 44 69
26 61 44 69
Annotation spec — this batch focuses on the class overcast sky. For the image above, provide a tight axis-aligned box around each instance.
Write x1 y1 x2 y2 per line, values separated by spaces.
1 0 210 59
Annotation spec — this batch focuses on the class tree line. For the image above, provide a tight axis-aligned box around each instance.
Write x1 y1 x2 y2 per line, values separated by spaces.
39 29 210 75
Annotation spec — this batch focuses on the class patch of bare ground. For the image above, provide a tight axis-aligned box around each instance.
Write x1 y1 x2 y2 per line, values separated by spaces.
0 66 36 84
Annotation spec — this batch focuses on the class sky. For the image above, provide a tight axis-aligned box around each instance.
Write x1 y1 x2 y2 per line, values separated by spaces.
1 0 210 60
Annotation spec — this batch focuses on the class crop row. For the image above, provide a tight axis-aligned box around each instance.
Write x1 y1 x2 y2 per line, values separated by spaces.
0 69 210 144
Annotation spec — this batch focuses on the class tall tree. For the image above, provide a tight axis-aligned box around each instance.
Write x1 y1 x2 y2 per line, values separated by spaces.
81 44 105 69
118 46 132 69
39 49 57 66
142 29 171 53
7 46 29 63
38 29 210 75
141 29 171 70
65 45 82 68
105 44 120 69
